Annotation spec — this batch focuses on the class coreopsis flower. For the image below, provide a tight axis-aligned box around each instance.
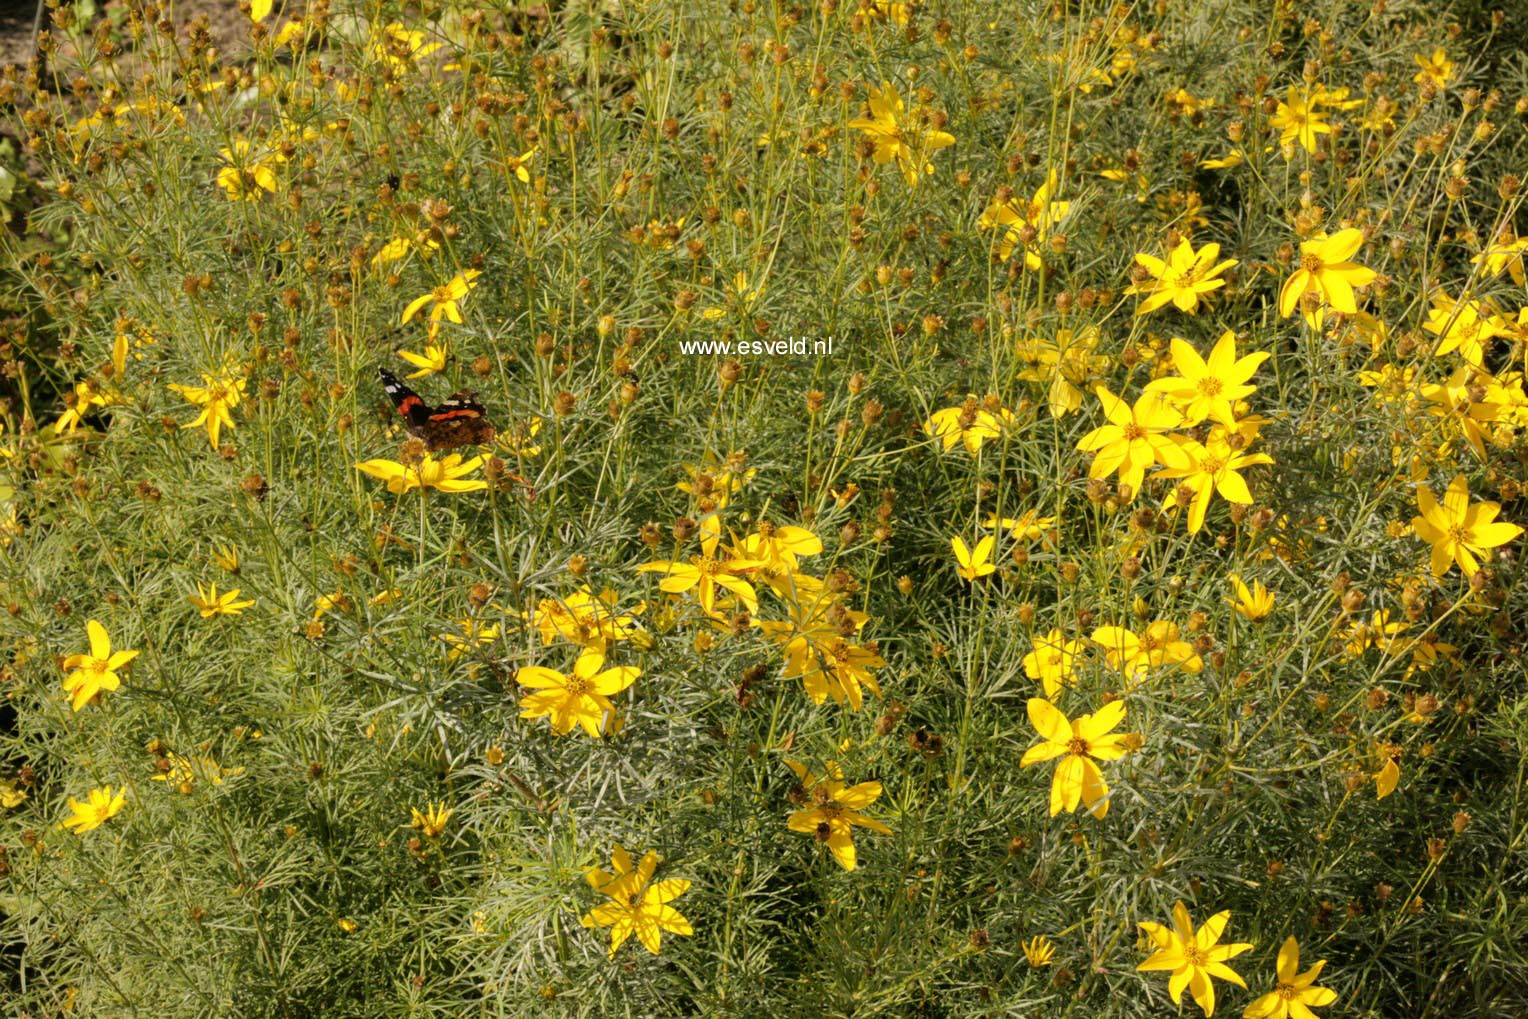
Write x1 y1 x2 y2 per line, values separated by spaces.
1419 367 1509 461
1021 697 1134 818
1023 935 1056 967
637 520 760 615
1373 741 1402 799
401 269 482 340
504 145 537 184
1243 937 1338 1019
516 649 639 737
1128 239 1238 315
1422 293 1501 368
1143 332 1268 427
1137 902 1253 1017
760 598 884 710
249 0 271 22
372 231 441 266
1014 326 1109 417
215 140 279 201
59 786 127 835
354 453 488 494
925 396 1015 453
410 801 452 838
61 619 139 711
188 582 255 618
848 81 955 188
1092 621 1203 679
1075 386 1190 498
1226 576 1274 621
742 521 822 570
1411 474 1522 578
1023 629 1086 699
441 618 501 661
167 366 248 449
211 545 240 572
952 535 997 582
1412 49 1453 89
397 340 448 379
1278 229 1376 320
0 779 25 809
54 379 121 433
986 509 1056 543
785 760 893 871
526 587 646 652
1340 610 1409 659
980 171 1070 269
1269 86 1331 154
580 844 693 957
1472 232 1528 286
1159 433 1275 534
497 417 544 459
151 752 239 793
373 21 442 71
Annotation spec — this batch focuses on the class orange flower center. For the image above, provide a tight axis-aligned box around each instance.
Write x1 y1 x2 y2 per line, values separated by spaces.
1446 522 1471 544
1067 737 1090 756
565 676 592 697
1197 377 1223 396
1300 253 1325 273
1183 944 1208 966
1277 983 1298 1002
1122 423 1147 441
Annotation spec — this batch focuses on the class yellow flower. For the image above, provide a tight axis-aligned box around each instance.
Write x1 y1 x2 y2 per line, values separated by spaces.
60 786 127 835
1137 902 1253 1017
1226 575 1274 622
373 21 442 71
1472 232 1528 286
742 521 823 571
1128 239 1238 315
211 545 240 572
785 760 893 871
410 801 452 838
250 0 271 21
848 81 956 188
1411 474 1522 578
188 582 255 618
1075 386 1190 499
61 619 139 711
636 520 760 616
1269 86 1330 154
1412 49 1453 89
1019 697 1134 818
1278 229 1376 320
1091 621 1203 679
1422 293 1501 368
1023 935 1056 967
354 453 488 494
150 751 239 792
986 509 1056 543
1143 331 1269 428
54 379 121 433
516 649 639 737
0 778 26 809
1158 432 1274 535
1014 326 1109 418
401 269 482 340
580 844 693 957
1373 742 1402 799
167 367 248 449
979 170 1069 269
504 146 537 184
1243 936 1338 1019
397 340 448 379
337 917 358 933
215 140 280 201
1022 629 1086 699
925 396 1015 453
951 535 997 582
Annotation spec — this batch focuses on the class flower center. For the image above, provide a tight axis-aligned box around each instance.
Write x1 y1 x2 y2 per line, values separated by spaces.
1446 522 1471 544
1184 945 1208 966
1277 983 1298 1002
1197 377 1224 397
1067 737 1090 756
564 676 592 697
1300 253 1325 273
1202 454 1226 474
1122 423 1147 441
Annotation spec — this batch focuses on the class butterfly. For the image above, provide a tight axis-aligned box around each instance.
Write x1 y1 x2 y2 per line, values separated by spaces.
377 368 496 450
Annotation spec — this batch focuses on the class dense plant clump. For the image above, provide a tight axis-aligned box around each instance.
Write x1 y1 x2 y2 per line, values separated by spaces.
2 0 1527 1015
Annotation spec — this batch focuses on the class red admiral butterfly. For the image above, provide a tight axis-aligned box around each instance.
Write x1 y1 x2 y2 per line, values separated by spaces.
378 368 497 450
